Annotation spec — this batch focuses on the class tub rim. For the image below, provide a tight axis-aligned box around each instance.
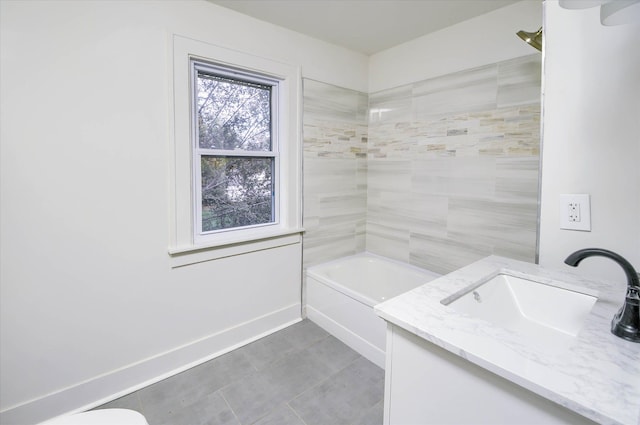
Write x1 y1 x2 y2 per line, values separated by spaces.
306 251 440 307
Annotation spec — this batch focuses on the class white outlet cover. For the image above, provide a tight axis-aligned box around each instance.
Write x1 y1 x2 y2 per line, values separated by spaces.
559 194 591 231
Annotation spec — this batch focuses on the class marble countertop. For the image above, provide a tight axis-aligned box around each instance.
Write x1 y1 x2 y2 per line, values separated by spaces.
374 255 640 425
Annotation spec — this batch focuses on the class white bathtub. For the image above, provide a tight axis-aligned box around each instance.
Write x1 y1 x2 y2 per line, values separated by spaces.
306 253 440 368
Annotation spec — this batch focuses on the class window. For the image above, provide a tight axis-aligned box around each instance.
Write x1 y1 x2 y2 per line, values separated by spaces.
193 62 279 240
169 35 302 265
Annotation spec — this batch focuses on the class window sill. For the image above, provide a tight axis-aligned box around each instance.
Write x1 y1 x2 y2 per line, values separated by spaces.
168 228 304 268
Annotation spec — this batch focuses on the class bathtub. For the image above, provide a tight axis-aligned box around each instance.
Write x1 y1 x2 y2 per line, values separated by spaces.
306 253 440 369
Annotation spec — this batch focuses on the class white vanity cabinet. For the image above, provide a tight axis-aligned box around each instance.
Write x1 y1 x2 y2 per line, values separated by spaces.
383 324 596 425
375 256 640 425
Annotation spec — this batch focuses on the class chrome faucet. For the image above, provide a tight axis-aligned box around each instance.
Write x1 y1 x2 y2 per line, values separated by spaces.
564 248 639 343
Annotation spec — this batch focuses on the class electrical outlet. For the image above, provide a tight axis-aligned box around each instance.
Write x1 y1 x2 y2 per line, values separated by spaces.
560 194 591 231
568 202 580 222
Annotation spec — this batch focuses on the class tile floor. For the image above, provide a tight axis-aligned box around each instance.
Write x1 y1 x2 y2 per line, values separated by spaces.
96 320 384 425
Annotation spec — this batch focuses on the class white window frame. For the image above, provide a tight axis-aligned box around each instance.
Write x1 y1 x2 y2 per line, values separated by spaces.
191 61 280 243
169 35 302 266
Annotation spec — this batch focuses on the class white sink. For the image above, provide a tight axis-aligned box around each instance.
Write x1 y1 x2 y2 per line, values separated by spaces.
444 273 597 339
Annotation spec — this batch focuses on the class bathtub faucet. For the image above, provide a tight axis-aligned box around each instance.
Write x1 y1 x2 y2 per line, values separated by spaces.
564 248 640 343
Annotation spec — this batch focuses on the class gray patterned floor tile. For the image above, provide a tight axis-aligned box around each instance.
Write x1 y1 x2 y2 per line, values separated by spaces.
222 347 334 425
251 404 306 425
240 320 329 371
136 350 254 422
218 369 284 425
289 357 384 425
277 319 330 349
351 399 384 425
94 392 143 413
306 334 360 373
94 321 382 425
145 390 240 425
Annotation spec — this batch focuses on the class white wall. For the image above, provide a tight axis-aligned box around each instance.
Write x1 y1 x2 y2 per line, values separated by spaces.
369 0 543 92
0 1 368 423
538 1 640 284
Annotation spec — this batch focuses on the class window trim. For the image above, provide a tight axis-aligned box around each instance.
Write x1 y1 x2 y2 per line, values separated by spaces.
169 34 302 265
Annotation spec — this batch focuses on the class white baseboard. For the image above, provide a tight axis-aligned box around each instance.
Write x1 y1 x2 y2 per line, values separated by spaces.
306 305 385 369
1 304 301 425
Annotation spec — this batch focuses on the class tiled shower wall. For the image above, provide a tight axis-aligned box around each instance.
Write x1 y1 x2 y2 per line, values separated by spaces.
367 55 541 274
303 54 541 274
302 79 369 269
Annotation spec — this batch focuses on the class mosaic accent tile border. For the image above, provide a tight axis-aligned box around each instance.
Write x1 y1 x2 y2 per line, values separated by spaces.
367 104 540 159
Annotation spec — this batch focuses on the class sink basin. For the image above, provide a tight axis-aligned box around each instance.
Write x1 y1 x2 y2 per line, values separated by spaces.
444 273 597 339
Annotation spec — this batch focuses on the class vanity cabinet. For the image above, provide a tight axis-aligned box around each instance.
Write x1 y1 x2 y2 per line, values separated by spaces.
383 324 596 425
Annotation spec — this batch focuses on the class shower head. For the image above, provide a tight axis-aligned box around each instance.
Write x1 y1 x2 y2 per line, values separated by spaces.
517 27 543 52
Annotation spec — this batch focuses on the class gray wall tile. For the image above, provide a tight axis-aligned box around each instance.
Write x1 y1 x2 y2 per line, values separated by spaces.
303 81 368 269
303 54 540 275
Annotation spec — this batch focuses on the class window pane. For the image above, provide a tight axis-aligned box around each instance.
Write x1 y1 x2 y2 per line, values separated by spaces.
197 73 272 151
201 156 274 232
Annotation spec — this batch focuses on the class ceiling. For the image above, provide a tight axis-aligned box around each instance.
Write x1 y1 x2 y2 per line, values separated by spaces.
208 0 520 55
